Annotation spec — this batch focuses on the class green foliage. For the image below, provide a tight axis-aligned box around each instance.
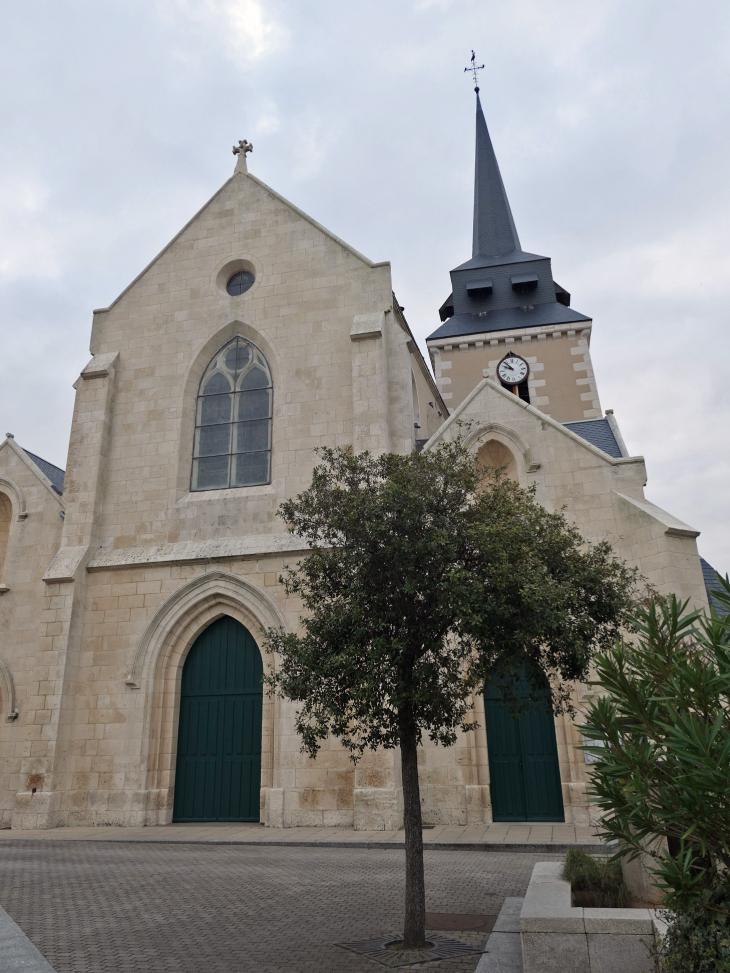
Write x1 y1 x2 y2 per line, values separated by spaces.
656 873 730 972
265 442 637 758
581 577 730 912
563 847 633 908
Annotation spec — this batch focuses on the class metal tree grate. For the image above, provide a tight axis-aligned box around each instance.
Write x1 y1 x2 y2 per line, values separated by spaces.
336 933 482 968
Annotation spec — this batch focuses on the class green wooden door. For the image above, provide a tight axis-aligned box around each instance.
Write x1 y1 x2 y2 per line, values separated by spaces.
173 616 263 822
484 670 564 822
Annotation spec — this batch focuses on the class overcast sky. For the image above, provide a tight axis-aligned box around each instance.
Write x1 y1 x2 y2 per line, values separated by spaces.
1 0 728 573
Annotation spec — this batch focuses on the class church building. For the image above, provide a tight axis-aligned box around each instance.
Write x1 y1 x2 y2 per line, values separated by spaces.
0 96 717 831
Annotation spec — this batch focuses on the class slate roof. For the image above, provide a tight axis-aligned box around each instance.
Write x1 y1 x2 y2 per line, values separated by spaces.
429 303 591 341
563 418 622 459
22 449 65 495
701 557 727 613
453 249 547 272
471 93 521 259
428 93 590 344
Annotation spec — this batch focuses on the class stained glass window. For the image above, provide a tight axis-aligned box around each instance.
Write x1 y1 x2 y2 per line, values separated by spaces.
226 270 255 296
191 337 272 491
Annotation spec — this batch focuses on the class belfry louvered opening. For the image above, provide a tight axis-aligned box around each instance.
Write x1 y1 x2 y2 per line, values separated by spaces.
191 336 272 491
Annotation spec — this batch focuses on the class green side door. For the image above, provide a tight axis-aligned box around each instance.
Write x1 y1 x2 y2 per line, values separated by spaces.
173 616 263 822
484 670 564 822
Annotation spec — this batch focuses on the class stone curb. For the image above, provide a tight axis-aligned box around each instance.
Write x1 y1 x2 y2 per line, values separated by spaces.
519 861 657 972
8 837 608 854
476 896 525 972
0 902 58 972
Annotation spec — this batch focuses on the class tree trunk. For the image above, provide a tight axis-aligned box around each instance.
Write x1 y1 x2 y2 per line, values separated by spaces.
400 721 426 948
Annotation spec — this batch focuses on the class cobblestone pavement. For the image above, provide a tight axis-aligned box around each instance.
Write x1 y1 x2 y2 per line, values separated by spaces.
0 841 561 972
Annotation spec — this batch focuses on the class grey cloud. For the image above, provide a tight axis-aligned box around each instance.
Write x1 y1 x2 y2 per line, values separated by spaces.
0 0 727 569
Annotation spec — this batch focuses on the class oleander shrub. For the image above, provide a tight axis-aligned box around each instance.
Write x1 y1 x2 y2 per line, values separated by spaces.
581 580 730 911
582 576 730 970
656 873 730 972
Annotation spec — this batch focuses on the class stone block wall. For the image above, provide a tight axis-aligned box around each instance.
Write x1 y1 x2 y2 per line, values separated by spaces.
0 440 65 828
428 323 601 421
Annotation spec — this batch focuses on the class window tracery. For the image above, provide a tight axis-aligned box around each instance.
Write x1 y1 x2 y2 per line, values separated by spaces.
191 337 272 492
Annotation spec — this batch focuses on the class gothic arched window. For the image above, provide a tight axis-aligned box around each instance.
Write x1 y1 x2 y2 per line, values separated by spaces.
191 336 273 492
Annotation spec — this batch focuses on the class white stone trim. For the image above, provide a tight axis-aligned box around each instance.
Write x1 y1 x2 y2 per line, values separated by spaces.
42 545 90 583
613 492 700 538
350 312 385 340
423 377 645 468
427 322 592 351
80 351 119 379
126 569 288 689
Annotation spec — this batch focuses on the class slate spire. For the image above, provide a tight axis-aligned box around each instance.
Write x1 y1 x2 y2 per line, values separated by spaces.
472 93 521 259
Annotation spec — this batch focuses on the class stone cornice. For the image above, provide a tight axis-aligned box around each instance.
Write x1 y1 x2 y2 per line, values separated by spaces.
428 322 591 349
86 533 310 571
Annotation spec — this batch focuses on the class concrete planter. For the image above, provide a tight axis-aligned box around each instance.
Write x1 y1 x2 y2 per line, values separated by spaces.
519 862 662 973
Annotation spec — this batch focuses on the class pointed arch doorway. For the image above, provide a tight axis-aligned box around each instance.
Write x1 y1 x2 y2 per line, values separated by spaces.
484 670 564 822
173 616 263 822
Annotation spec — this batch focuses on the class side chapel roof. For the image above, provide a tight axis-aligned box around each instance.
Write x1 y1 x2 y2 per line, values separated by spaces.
701 557 727 613
22 449 65 495
562 419 622 459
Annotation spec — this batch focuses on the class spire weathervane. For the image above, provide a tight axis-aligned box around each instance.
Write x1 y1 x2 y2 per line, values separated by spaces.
464 50 484 93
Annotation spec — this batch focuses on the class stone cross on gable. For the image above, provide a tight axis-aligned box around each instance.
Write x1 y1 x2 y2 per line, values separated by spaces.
232 139 253 173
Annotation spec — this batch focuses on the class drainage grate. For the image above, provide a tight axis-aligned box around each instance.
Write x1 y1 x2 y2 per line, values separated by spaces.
336 933 483 967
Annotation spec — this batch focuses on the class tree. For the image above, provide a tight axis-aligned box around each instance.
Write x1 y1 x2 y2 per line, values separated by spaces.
265 441 638 948
581 581 730 912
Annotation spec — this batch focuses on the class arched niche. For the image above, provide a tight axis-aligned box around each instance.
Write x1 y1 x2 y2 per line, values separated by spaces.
463 423 540 488
477 439 518 482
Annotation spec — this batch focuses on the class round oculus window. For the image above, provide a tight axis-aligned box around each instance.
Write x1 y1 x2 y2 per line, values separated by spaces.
226 270 255 296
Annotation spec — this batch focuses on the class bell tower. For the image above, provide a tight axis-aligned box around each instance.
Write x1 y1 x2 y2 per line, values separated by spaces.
426 90 602 424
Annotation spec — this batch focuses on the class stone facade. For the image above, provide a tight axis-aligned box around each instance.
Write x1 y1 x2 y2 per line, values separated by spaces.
0 149 710 832
428 323 602 421
421 377 708 826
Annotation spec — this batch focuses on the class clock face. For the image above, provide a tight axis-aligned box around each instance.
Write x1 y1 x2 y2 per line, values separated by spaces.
497 355 529 385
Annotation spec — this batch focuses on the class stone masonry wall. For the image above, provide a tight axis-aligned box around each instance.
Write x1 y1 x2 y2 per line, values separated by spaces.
428 323 601 421
0 440 65 827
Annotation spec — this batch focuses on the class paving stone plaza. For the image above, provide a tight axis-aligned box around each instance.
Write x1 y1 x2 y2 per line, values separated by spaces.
0 836 560 972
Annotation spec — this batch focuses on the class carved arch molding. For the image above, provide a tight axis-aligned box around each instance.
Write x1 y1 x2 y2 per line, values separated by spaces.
0 476 28 520
126 570 288 689
0 658 18 721
462 422 541 474
127 570 286 820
